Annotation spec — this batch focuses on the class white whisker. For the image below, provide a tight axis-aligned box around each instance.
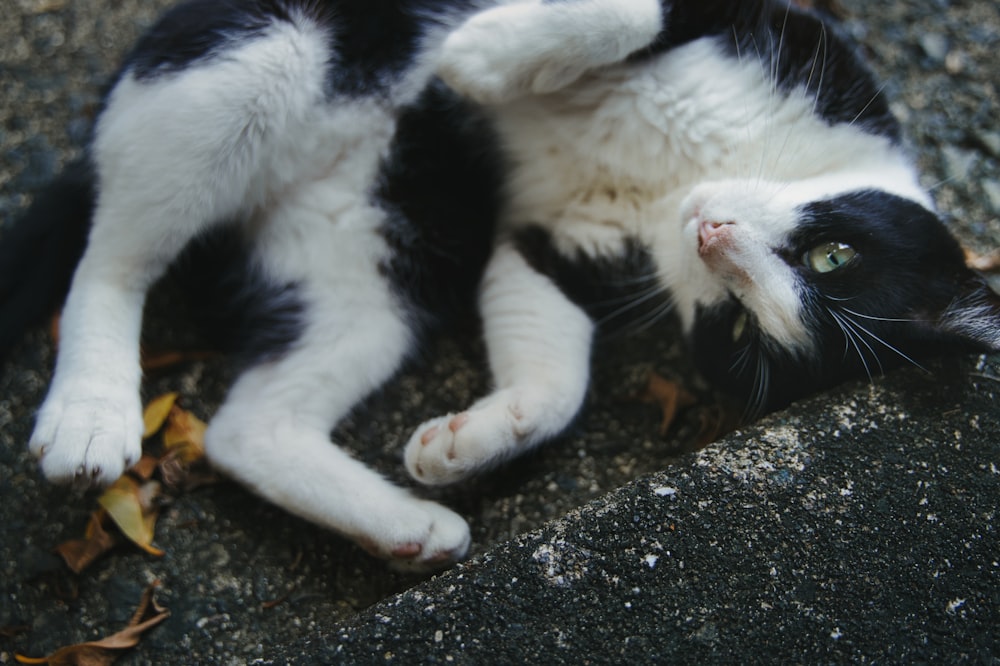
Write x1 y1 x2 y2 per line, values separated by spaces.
839 311 929 373
828 308 874 380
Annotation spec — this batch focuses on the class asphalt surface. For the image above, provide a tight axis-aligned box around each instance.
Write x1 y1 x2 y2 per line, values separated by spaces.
1 0 998 663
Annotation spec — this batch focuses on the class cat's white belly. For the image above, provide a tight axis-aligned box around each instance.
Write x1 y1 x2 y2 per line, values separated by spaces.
494 37 926 253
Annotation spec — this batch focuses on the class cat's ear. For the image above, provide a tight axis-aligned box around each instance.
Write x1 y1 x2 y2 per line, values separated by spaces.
933 272 1000 352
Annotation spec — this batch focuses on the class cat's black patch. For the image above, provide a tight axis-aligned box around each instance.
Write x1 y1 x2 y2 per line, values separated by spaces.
636 0 898 140
691 189 990 415
791 190 969 307
0 158 94 360
374 81 503 329
512 226 666 336
167 226 306 366
126 0 477 95
126 0 290 81
757 7 898 140
317 0 472 96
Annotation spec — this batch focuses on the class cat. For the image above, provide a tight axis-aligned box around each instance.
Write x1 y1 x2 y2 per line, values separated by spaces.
2 0 998 571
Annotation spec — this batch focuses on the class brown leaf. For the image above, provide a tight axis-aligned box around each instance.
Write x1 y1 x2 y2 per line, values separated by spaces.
129 454 160 482
141 393 179 439
162 406 207 464
693 404 741 450
140 349 216 373
54 511 119 575
15 581 169 665
97 478 164 557
158 453 221 492
0 624 31 639
638 372 698 435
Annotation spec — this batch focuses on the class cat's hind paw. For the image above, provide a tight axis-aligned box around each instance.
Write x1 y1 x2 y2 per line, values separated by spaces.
361 500 471 573
405 391 534 486
29 382 143 487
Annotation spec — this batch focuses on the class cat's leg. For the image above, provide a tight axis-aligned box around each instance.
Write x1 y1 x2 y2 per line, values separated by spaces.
30 15 332 486
405 242 594 485
204 224 469 571
437 0 664 103
27 192 198 486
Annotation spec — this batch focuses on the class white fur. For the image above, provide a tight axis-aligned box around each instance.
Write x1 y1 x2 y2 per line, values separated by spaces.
30 8 471 569
405 243 594 484
437 0 663 104
472 38 932 350
31 1 940 569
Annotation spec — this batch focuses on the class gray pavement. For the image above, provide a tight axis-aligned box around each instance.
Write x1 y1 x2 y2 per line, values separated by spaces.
1 0 998 663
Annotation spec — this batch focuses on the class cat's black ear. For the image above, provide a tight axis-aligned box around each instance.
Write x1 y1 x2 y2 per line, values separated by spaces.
932 272 1000 353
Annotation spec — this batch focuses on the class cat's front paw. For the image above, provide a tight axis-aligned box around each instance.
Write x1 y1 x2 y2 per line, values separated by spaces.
29 381 143 487
437 6 588 104
405 390 534 486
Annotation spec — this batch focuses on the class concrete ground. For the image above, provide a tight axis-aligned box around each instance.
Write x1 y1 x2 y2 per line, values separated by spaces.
1 0 998 663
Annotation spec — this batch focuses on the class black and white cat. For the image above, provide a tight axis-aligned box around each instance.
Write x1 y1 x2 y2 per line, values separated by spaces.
2 0 998 570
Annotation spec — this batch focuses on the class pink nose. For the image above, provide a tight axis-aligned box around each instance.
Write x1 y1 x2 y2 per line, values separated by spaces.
697 219 734 252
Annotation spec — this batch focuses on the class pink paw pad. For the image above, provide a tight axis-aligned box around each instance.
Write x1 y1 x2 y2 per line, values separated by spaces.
448 412 469 432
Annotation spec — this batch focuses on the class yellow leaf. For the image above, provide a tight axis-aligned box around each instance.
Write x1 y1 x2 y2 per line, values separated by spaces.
162 406 207 463
142 393 179 439
97 478 164 557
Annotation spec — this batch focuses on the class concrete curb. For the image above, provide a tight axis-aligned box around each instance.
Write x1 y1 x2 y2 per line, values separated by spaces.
306 360 999 663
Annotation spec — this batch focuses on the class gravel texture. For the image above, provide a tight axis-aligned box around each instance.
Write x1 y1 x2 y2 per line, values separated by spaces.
0 0 998 663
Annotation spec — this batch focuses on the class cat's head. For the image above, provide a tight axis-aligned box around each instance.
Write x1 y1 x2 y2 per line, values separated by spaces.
680 176 1000 416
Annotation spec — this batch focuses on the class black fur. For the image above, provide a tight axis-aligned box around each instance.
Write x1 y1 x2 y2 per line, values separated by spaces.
513 226 663 336
166 226 307 364
0 158 93 356
127 0 475 95
635 0 898 139
127 0 291 82
374 80 503 328
691 190 995 415
2 0 995 422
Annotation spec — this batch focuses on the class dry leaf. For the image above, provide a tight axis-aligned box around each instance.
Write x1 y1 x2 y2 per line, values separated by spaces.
158 454 220 492
639 372 698 435
142 393 179 439
140 349 216 373
129 454 160 482
54 511 119 575
693 404 741 450
15 581 169 665
1 625 31 639
97 478 164 557
162 406 207 463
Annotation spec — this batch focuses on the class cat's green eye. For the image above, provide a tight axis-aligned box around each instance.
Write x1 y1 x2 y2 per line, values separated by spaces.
805 242 857 273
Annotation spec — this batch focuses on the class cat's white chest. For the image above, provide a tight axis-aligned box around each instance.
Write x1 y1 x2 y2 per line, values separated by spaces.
492 38 808 252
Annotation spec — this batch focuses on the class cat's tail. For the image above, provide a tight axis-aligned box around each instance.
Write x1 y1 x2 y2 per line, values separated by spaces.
0 157 95 360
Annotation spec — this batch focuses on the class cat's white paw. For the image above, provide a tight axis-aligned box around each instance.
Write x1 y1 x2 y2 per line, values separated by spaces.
362 499 471 573
437 6 588 104
29 382 143 487
405 390 533 486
